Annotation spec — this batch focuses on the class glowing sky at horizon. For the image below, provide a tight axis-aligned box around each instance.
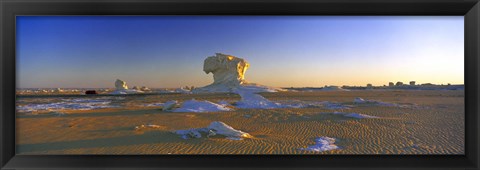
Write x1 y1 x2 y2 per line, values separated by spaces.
17 16 464 88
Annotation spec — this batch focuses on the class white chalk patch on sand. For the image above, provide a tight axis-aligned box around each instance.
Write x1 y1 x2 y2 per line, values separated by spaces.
234 89 282 109
226 137 244 140
234 84 281 93
175 128 205 139
273 100 350 110
353 97 406 107
172 99 232 113
343 113 380 119
233 90 350 110
353 97 367 104
218 100 232 106
174 88 192 94
273 100 309 108
318 101 351 110
162 100 178 111
16 98 115 113
174 121 252 140
300 137 340 152
326 112 380 119
135 124 163 130
62 98 111 103
110 89 144 95
144 103 164 107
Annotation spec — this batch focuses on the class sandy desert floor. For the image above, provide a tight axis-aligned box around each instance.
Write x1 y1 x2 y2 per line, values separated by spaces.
16 90 464 154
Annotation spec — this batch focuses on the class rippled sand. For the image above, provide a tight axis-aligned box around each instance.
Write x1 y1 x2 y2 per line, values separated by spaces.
16 90 464 154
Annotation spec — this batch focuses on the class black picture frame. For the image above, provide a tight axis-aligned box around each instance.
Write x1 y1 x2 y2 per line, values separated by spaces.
1 0 479 169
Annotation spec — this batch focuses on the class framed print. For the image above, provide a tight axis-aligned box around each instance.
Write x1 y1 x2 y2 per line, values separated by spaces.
1 0 479 169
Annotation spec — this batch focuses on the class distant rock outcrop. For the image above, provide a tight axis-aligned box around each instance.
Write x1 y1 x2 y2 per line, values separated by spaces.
132 86 140 90
111 79 143 94
115 79 129 90
140 86 150 91
321 86 349 91
193 53 281 93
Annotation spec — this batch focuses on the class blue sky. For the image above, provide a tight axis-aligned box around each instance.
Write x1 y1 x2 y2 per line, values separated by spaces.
17 16 464 88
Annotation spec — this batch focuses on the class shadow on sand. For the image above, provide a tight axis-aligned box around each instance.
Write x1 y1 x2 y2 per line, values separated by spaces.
17 109 166 119
17 130 188 153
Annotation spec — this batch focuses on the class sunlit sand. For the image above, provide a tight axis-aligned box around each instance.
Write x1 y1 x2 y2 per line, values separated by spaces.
16 90 464 154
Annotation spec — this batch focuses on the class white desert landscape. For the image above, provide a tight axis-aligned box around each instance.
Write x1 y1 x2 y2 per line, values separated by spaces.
15 53 465 155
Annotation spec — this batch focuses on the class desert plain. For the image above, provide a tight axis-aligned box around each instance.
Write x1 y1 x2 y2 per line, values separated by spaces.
16 90 464 155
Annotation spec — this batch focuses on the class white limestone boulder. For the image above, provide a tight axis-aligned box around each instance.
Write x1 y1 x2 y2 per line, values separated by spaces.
110 79 143 94
115 79 128 90
174 121 252 140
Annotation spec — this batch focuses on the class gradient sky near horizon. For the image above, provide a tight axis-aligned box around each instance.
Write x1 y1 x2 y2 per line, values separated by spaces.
17 16 464 88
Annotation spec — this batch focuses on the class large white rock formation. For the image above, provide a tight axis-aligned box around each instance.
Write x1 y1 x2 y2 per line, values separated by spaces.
193 53 281 93
203 53 249 86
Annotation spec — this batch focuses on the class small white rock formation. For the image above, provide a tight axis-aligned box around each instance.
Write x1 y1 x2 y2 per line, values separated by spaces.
193 53 282 93
140 86 150 91
110 79 143 94
115 79 129 90
207 121 252 139
132 86 150 91
299 137 340 152
174 121 252 140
